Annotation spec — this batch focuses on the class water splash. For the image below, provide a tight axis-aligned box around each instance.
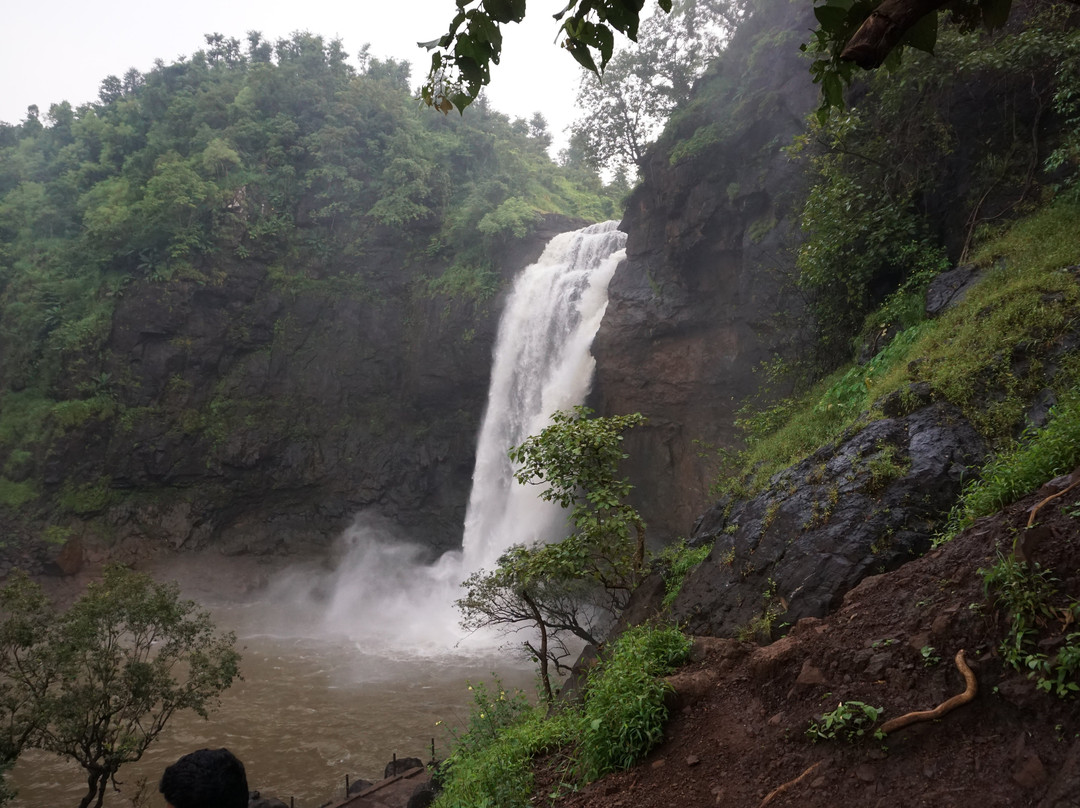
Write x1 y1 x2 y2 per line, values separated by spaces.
275 222 627 653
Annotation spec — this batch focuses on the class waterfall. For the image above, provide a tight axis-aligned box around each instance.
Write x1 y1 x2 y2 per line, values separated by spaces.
461 220 627 572
303 221 625 652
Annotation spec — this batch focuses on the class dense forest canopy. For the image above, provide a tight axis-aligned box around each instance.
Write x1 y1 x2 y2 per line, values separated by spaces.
0 30 620 534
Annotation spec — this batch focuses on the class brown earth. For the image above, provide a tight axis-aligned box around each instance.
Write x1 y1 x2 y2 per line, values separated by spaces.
536 471 1080 808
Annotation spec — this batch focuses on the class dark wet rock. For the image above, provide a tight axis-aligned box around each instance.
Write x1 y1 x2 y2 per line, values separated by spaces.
668 403 985 637
1039 738 1080 807
347 778 374 795
385 757 425 778
10 216 580 560
926 264 983 317
591 1 819 543
248 793 289 808
407 783 437 808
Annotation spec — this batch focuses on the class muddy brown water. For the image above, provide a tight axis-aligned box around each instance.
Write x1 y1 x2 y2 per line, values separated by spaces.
8 554 536 807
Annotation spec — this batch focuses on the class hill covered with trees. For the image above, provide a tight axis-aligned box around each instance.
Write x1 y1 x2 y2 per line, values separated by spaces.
0 31 620 565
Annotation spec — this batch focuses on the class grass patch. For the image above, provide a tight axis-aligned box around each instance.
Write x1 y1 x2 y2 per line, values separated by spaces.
938 388 1080 543
0 478 38 508
433 624 691 808
983 553 1080 698
715 197 1080 501
58 478 115 516
577 624 691 779
654 540 713 609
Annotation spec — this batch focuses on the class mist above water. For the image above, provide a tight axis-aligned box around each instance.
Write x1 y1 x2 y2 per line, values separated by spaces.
281 221 628 655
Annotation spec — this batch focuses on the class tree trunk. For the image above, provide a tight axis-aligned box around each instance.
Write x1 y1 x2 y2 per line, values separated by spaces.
78 767 107 808
840 0 950 68
522 589 554 703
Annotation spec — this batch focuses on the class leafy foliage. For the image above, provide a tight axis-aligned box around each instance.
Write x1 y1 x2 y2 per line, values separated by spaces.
432 624 691 808
714 197 1080 502
983 554 1080 697
0 566 240 808
653 539 713 609
801 0 1031 120
0 32 617 528
509 407 647 581
806 700 885 742
577 623 691 778
790 101 950 359
421 0 679 114
793 5 1080 360
457 408 647 701
570 0 746 175
940 388 1080 543
434 677 572 808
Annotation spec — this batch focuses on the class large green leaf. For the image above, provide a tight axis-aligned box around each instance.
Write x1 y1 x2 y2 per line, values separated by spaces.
483 0 526 23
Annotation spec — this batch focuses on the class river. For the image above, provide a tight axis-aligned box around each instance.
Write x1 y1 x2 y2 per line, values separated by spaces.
9 552 536 808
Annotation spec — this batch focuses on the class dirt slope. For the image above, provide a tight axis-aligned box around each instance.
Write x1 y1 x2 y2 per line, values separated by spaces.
540 471 1080 808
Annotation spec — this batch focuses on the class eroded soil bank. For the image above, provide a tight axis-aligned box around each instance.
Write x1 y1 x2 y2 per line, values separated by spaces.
538 471 1080 808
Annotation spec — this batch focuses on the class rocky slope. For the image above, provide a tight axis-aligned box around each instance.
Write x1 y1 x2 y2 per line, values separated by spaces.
539 470 1080 808
592 0 818 541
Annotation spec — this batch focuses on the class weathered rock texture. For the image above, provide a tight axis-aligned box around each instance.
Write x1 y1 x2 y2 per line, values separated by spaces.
669 403 985 637
591 2 819 541
28 216 583 559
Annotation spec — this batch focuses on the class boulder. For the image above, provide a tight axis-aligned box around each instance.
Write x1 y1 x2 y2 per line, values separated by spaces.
384 757 425 779
670 403 985 637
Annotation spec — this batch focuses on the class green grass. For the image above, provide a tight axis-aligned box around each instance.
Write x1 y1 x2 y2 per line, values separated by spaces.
714 197 1080 501
0 477 38 508
938 387 1080 543
654 540 713 609
577 624 691 779
433 624 691 808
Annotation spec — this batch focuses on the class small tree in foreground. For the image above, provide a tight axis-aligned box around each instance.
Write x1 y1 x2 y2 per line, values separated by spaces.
457 407 646 701
0 565 241 808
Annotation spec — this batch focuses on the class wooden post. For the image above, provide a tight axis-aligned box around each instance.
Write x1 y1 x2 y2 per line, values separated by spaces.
345 774 350 799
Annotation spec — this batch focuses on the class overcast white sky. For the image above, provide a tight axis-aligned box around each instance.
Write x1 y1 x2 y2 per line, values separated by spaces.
1 0 590 153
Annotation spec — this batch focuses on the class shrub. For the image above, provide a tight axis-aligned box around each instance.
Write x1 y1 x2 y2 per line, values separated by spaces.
940 388 1080 543
578 624 691 779
654 540 713 609
806 700 885 743
434 678 574 808
982 553 1080 697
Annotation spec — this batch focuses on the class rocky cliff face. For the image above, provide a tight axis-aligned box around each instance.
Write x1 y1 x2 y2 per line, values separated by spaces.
592 1 819 542
26 216 584 563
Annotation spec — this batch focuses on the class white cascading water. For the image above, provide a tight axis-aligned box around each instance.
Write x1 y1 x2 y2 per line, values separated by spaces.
460 220 628 572
267 221 626 654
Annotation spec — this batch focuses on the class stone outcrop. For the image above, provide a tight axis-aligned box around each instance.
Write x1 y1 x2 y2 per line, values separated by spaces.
25 216 584 561
592 1 819 541
668 402 985 637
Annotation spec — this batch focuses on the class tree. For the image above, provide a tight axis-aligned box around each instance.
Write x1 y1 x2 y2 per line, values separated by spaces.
420 0 1078 128
0 566 240 808
571 0 744 174
420 0 679 113
456 408 646 701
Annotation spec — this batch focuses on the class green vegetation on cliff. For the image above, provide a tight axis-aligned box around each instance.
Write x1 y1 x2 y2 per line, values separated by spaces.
716 196 1080 501
0 33 620 542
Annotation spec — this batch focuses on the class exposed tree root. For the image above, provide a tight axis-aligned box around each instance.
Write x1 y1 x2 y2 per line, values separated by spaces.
879 649 976 735
1027 474 1080 528
757 761 823 808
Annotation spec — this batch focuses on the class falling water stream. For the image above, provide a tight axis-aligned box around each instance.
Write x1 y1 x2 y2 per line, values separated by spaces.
9 222 627 807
